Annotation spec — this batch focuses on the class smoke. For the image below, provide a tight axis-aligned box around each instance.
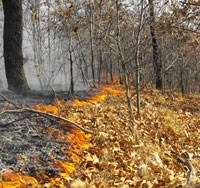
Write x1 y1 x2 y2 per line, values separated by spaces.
0 7 87 92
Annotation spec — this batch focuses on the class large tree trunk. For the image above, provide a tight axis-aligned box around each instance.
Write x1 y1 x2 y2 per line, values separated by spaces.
148 0 162 90
2 0 30 94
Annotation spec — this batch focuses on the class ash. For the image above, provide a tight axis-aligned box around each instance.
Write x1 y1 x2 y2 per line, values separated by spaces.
0 90 90 183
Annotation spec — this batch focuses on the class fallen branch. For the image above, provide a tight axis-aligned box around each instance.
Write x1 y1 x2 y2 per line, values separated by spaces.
0 92 21 109
177 157 196 186
1 107 93 134
0 92 93 134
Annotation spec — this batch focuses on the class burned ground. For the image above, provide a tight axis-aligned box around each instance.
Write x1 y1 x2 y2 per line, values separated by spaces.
1 114 68 182
0 90 91 184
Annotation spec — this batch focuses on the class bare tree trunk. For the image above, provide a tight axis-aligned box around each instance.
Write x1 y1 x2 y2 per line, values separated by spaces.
180 69 184 95
135 0 144 114
116 0 133 116
47 0 52 82
77 32 89 84
31 10 43 90
2 0 30 94
148 0 162 90
109 48 113 82
69 36 74 95
98 41 103 85
97 0 103 86
89 0 96 87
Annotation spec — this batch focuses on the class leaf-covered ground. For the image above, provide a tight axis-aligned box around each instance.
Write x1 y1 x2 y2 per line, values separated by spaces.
2 87 199 188
65 87 199 188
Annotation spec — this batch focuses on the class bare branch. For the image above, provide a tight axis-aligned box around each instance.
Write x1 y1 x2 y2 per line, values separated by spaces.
2 107 93 134
0 92 93 134
0 92 21 109
177 157 196 186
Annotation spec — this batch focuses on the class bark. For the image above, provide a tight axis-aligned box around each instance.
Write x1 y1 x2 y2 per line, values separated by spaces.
47 0 52 82
89 0 96 87
148 0 162 90
31 2 43 90
2 0 30 94
97 0 103 86
77 33 89 80
180 69 185 95
116 0 133 117
135 0 144 114
98 40 103 85
69 37 74 95
109 48 113 82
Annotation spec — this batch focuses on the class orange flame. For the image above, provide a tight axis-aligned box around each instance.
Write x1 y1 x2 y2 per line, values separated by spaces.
54 159 75 176
1 85 121 187
1 172 38 188
73 86 124 106
1 103 90 187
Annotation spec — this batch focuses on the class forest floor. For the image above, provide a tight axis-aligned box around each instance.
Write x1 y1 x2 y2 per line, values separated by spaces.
0 86 200 188
66 87 200 188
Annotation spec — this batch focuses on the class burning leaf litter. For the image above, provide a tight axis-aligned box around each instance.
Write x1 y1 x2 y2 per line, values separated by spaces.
1 86 200 187
0 92 92 187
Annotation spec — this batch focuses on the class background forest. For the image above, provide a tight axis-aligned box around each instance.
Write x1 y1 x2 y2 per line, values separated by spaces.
0 0 199 94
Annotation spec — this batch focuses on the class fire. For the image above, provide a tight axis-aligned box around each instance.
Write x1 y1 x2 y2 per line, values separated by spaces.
73 86 124 106
54 159 75 176
0 172 38 188
1 105 90 187
1 85 121 187
102 86 123 96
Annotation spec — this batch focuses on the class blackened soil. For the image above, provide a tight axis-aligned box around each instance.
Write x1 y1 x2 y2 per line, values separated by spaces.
0 113 74 182
0 89 95 183
0 89 94 106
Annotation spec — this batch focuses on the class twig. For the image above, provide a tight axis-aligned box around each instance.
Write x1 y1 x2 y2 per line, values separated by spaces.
177 157 196 186
0 92 93 134
0 92 21 109
0 114 32 127
2 108 93 134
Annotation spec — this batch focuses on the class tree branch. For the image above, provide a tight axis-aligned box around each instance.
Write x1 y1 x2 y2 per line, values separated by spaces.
177 157 196 186
0 92 93 134
0 92 21 109
1 107 93 134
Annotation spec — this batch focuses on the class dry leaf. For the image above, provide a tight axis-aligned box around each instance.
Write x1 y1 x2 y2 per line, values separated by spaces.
70 179 87 188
